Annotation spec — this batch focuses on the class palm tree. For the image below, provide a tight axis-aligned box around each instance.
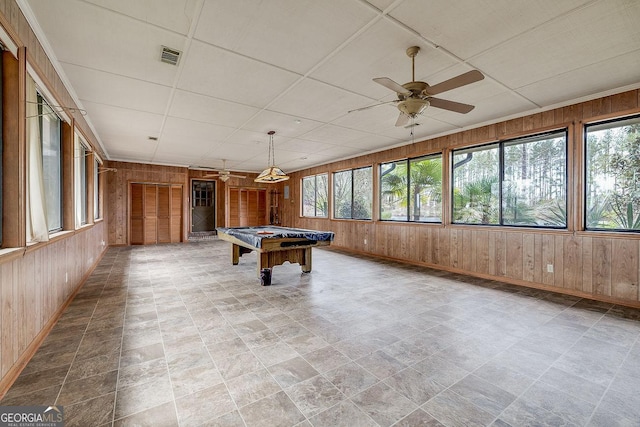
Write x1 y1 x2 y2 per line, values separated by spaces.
381 158 442 221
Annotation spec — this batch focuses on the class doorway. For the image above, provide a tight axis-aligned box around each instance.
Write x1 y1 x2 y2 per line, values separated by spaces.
191 180 216 233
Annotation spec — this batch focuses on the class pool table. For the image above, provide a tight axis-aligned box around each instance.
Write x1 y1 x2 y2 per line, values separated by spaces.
216 226 334 277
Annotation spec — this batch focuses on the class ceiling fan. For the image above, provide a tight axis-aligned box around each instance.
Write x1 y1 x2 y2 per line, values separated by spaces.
350 46 484 126
202 160 246 182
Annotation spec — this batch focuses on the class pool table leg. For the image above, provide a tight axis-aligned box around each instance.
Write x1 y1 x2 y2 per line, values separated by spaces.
301 247 312 273
231 244 240 265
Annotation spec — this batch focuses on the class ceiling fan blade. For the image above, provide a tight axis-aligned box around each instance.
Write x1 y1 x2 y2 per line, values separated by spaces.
373 77 411 95
426 70 484 95
348 100 398 114
428 97 475 114
229 174 247 179
395 113 410 127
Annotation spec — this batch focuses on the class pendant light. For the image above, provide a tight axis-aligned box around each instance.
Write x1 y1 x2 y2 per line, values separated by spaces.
254 131 289 183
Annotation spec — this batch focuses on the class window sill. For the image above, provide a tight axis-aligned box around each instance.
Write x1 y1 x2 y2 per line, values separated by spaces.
0 247 26 263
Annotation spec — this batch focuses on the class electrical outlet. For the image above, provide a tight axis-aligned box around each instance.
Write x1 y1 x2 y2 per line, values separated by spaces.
547 264 554 273
364 238 367 245
65 272 68 283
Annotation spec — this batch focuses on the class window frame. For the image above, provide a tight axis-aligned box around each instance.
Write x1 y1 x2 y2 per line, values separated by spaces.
584 114 640 232
333 165 373 220
37 91 63 233
301 173 328 218
451 129 568 229
379 153 443 223
94 157 101 220
75 135 89 227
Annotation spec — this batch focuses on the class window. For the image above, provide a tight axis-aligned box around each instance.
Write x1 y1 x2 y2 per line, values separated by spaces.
452 130 567 227
94 158 101 220
380 154 442 222
39 93 63 232
585 115 640 231
302 173 328 217
333 166 372 220
75 136 89 226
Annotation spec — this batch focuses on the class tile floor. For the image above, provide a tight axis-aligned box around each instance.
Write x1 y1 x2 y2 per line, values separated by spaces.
2 240 640 426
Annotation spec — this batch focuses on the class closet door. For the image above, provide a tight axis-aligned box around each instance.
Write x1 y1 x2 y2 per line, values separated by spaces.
144 185 158 244
130 183 144 245
157 185 171 243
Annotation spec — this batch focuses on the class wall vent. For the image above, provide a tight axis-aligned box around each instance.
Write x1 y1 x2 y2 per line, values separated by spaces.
160 46 181 65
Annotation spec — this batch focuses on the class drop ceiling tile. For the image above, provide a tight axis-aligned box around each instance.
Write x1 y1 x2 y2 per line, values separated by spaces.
471 0 640 89
389 0 593 60
242 110 324 138
28 0 185 85
300 124 375 145
277 138 337 154
269 79 374 122
83 102 164 136
178 40 300 108
83 0 198 34
169 90 261 128
62 63 172 114
194 0 376 74
161 113 237 143
311 19 456 99
518 50 640 106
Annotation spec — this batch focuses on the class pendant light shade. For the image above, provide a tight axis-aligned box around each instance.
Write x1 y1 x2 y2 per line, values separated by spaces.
255 131 289 183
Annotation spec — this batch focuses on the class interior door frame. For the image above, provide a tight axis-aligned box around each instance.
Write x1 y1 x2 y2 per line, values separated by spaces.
189 178 217 233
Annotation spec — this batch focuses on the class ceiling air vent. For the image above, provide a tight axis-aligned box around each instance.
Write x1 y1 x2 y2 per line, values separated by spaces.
160 46 181 65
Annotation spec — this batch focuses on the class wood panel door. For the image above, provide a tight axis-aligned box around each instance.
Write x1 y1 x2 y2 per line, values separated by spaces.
227 188 268 227
157 186 171 243
130 183 144 244
144 185 158 244
130 183 183 245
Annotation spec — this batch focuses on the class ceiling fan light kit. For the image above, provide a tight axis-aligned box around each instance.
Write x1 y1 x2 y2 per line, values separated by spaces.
356 46 484 126
255 131 290 184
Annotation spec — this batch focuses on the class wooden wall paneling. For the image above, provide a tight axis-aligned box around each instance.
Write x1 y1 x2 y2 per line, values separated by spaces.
532 234 543 284
473 230 489 274
611 239 639 301
581 236 593 294
462 230 474 272
505 233 523 280
553 235 565 288
541 234 555 286
522 233 535 282
450 229 460 269
143 185 158 244
592 238 612 296
494 231 506 277
1 263 13 377
157 185 171 243
487 231 496 276
563 235 582 291
438 228 450 267
171 186 182 243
